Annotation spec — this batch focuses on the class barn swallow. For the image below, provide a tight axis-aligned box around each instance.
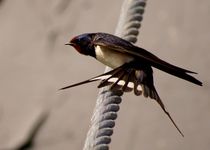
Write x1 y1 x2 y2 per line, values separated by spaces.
61 32 202 137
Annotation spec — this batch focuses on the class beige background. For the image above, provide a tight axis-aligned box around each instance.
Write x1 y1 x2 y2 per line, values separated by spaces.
0 0 210 150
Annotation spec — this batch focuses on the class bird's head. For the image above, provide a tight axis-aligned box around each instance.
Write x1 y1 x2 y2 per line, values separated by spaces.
66 33 96 57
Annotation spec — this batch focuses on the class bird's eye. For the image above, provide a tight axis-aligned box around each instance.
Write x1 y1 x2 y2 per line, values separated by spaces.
77 38 81 43
81 37 90 46
82 39 88 45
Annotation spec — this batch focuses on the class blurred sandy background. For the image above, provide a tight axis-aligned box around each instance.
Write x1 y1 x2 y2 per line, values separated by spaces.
0 0 210 150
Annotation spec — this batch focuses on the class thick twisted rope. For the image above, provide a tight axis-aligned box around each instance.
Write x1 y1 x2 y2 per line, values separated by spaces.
83 0 147 149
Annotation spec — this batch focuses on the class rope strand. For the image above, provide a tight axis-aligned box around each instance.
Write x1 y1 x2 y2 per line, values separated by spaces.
83 0 147 149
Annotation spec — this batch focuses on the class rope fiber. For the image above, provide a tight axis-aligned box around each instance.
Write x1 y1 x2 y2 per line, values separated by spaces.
83 0 147 149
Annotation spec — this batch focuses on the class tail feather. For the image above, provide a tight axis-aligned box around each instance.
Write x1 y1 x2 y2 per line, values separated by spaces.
60 61 199 137
122 70 133 92
110 70 127 90
60 65 123 90
98 66 124 88
95 63 185 137
147 86 184 137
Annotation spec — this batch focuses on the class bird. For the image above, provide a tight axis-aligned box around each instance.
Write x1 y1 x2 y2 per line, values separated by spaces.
61 32 202 137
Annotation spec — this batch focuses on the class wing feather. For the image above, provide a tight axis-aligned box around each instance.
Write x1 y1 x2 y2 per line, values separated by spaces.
93 33 202 86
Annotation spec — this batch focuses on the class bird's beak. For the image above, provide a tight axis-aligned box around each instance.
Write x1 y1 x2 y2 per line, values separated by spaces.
65 42 74 46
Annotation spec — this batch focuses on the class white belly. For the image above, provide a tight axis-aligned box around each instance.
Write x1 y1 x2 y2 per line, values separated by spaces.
95 45 134 68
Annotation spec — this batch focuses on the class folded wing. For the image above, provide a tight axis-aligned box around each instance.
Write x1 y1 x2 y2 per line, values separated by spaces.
93 33 202 86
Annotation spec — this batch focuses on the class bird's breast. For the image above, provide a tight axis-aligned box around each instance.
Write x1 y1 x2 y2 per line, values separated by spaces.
95 45 134 68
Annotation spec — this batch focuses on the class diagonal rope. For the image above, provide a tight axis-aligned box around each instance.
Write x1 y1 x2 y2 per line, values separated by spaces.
83 0 147 150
